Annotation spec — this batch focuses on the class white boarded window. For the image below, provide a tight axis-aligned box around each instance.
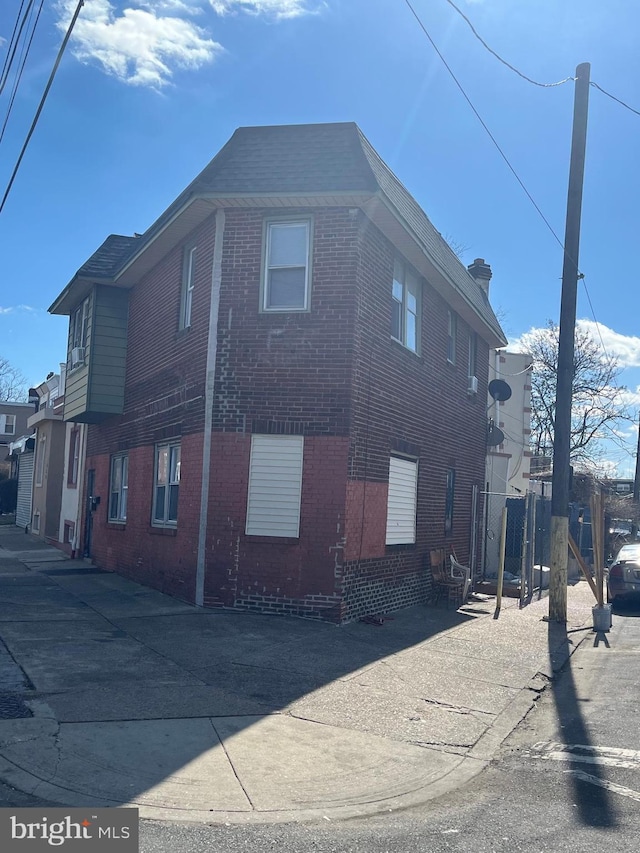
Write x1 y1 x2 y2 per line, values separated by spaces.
385 456 418 545
246 435 304 537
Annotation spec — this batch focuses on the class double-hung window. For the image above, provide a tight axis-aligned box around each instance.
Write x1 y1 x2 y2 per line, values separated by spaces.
385 455 418 545
0 414 15 435
447 310 457 364
468 331 478 381
109 454 128 522
70 298 89 367
263 219 312 311
180 245 196 329
391 259 420 353
153 442 180 527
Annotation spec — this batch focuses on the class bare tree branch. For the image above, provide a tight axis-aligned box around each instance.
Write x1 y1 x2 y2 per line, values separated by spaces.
0 357 27 401
523 321 631 469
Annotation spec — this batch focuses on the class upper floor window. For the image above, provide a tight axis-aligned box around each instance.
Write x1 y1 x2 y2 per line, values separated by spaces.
180 244 196 329
391 259 420 353
447 310 457 364
263 219 312 312
70 298 89 368
153 442 180 527
109 453 128 522
0 414 15 435
468 330 478 380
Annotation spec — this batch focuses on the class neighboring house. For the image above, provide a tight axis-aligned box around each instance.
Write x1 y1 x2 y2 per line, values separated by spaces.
0 401 33 478
486 350 534 495
49 122 507 622
7 434 35 528
27 370 88 553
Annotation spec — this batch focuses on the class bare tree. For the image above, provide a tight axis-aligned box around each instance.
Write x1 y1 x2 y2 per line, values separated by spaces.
0 357 27 401
524 321 631 468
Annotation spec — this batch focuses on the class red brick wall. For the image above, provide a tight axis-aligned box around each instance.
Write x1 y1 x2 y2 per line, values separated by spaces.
83 204 490 622
86 432 203 602
204 434 349 620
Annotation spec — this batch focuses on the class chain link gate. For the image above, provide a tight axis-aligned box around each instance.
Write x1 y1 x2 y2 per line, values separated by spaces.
474 490 550 605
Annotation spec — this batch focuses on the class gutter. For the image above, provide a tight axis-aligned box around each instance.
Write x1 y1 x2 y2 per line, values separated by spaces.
195 208 225 607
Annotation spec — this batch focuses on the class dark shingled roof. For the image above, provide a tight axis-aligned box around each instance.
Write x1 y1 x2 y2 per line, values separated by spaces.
77 235 141 279
63 123 504 342
145 122 504 343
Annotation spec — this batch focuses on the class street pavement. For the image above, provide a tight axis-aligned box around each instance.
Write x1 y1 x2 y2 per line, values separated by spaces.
0 526 597 824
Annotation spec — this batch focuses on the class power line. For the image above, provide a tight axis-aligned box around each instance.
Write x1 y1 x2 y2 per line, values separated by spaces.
0 0 84 216
442 0 575 88
0 0 36 96
443 0 640 120
589 82 640 118
402 0 569 258
0 0 46 148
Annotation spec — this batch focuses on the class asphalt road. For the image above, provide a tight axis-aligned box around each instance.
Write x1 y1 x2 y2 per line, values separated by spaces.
138 599 640 853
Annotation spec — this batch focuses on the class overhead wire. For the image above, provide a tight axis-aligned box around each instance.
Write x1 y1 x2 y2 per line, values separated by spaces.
0 0 46 148
0 0 85 216
401 0 571 261
443 0 640 118
0 0 36 96
442 0 575 88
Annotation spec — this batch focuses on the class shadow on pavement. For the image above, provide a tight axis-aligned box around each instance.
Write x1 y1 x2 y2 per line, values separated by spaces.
548 620 618 828
0 527 492 815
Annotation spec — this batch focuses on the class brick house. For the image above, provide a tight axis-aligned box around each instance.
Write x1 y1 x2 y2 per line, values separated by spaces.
49 122 506 622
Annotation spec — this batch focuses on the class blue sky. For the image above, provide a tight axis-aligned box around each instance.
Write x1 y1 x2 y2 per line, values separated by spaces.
1 0 640 473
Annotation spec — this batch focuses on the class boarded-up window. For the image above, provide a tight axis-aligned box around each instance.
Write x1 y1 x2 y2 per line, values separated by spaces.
385 456 418 545
246 435 304 537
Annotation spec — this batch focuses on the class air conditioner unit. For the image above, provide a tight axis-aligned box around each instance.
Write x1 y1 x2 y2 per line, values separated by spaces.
467 375 478 395
71 346 85 367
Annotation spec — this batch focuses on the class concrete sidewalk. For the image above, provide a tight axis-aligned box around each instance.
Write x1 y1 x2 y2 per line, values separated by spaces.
0 527 596 823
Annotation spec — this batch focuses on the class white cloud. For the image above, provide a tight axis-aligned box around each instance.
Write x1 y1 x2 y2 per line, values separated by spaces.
56 1 222 88
209 0 318 19
509 319 640 370
0 305 35 314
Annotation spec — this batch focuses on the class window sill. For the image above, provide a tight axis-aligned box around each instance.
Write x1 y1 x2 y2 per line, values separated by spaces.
107 522 127 530
390 337 421 358
385 542 417 551
245 535 300 545
150 526 178 536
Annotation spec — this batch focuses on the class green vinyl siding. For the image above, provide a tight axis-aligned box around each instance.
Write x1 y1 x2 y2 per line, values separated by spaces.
64 285 129 423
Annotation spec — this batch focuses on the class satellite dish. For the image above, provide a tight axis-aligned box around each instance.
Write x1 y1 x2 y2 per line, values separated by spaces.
487 424 505 447
488 379 512 402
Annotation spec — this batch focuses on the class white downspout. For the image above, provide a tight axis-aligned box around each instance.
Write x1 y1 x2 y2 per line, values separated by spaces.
195 208 225 607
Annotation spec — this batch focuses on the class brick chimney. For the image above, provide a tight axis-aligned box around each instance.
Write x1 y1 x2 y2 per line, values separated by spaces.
467 258 492 295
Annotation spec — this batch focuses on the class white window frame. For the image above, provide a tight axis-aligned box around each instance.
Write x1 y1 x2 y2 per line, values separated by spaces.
0 414 16 435
391 259 421 353
180 244 196 329
468 330 478 380
246 435 304 537
262 218 312 312
385 455 418 545
447 310 457 364
109 453 129 523
152 442 181 527
71 298 89 350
